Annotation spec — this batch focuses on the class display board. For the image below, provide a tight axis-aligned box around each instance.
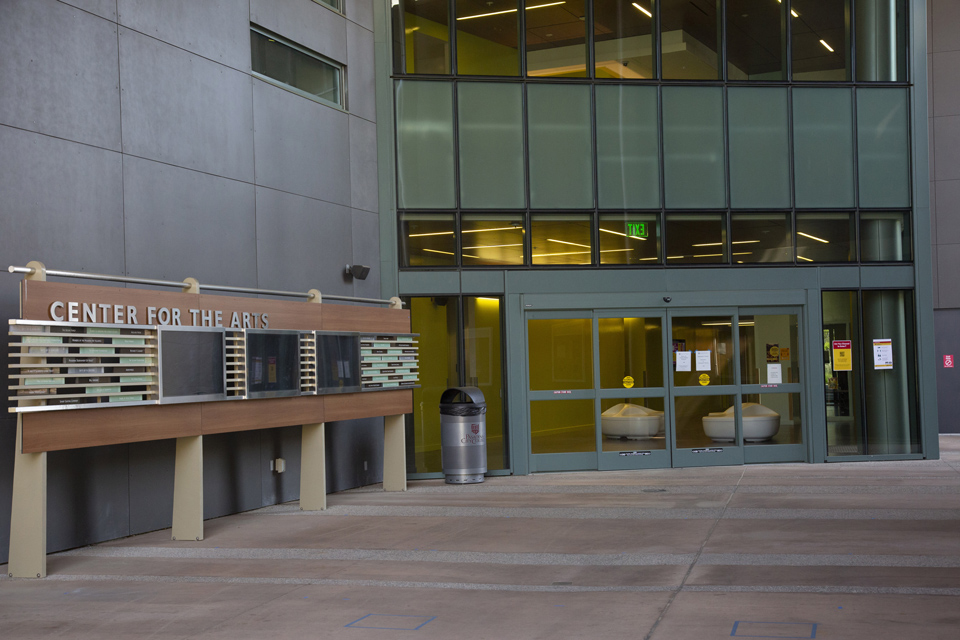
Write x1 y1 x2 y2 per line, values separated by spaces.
360 334 420 389
159 328 226 403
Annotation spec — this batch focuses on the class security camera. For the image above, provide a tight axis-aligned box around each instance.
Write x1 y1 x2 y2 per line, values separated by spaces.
663 296 672 303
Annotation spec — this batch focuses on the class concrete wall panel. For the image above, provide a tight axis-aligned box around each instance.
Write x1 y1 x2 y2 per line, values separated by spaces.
0 0 121 150
933 116 960 182
934 309 960 433
0 418 15 563
938 244 960 308
123 155 258 285
128 440 176 535
119 27 255 181
47 445 130 553
252 81 351 205
930 0 960 54
346 0 374 32
347 21 376 122
260 426 302 506
118 0 252 71
250 0 346 64
255 187 352 296
350 116 380 213
351 209 383 300
326 417 384 493
931 51 960 117
59 0 118 21
203 431 264 518
935 180 960 244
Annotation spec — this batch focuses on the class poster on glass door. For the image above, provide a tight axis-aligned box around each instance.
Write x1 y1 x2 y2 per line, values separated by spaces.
873 339 893 370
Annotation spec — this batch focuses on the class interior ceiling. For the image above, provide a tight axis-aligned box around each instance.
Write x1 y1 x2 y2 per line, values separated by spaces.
407 0 847 74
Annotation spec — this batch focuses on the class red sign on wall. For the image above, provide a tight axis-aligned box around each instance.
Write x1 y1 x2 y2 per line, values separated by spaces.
946 355 955 368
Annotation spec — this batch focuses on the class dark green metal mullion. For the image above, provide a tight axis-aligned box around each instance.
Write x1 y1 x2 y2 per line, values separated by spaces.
496 293 511 469
732 308 743 446
586 0 595 78
654 0 662 79
521 83 532 266
395 1 406 75
851 86 861 262
847 0 855 82
722 84 731 264
718 0 726 82
519 0 528 77
786 82 797 265
782 0 790 79
656 84 666 264
590 83 600 265
448 0 458 75
456 295 466 387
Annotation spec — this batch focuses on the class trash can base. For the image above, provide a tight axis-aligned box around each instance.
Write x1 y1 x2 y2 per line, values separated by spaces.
445 474 484 484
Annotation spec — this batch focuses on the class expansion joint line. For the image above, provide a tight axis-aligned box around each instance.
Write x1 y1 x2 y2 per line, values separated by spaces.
642 468 746 640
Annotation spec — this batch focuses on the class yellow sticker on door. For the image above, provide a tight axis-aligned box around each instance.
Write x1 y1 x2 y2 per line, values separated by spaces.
699 373 710 386
622 375 634 389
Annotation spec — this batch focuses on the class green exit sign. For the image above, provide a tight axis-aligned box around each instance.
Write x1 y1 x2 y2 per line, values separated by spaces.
626 222 648 238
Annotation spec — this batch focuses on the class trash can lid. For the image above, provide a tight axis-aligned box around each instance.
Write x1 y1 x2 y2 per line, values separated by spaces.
439 386 485 406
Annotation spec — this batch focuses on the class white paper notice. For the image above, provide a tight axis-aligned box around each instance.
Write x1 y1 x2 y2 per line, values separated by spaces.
873 339 893 370
695 350 711 371
676 351 692 372
767 363 783 384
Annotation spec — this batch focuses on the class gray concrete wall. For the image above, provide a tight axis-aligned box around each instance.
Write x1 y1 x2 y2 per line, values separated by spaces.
928 0 960 432
0 0 383 562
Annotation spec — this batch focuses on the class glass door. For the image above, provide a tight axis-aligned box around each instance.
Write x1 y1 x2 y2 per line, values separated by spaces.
668 309 745 467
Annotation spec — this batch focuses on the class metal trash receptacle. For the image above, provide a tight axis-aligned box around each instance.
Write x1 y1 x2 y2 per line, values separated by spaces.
439 386 487 484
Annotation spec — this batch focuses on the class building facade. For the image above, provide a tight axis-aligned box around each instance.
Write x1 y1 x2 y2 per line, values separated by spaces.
0 0 955 563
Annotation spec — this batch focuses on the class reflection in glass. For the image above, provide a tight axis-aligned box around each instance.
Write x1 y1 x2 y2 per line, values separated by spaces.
403 0 451 74
525 0 588 77
660 0 720 80
671 316 735 387
527 84 594 209
599 213 659 264
601 397 666 452
666 213 726 265
823 291 863 455
399 213 456 266
857 88 911 208
396 80 456 208
593 0 655 79
793 88 856 208
728 88 791 209
531 214 593 265
731 214 792 264
856 0 906 82
675 395 735 449
741 393 802 445
725 0 785 80
739 314 800 385
599 317 663 389
406 297 461 473
860 212 911 262
527 318 594 390
461 214 525 266
791 0 850 81
455 0 521 75
796 213 855 263
662 87 725 208
458 83 525 208
861 290 919 454
251 30 341 106
464 297 507 469
531 399 595 453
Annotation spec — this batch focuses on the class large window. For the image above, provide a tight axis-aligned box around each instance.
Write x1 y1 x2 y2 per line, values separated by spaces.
250 27 343 107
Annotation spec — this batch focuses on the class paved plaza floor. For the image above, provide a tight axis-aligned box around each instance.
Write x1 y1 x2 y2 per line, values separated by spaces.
2 436 959 639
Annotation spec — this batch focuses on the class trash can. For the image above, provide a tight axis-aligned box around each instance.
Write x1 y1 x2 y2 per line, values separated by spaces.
439 386 487 484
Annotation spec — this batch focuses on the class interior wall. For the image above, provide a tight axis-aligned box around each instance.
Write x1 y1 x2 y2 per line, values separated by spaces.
0 0 383 563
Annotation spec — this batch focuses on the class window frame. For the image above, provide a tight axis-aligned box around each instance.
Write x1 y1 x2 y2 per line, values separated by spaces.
250 25 346 110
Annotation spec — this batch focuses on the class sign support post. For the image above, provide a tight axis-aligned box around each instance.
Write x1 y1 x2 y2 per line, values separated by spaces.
9 261 48 577
300 289 327 510
172 277 204 541
382 298 407 492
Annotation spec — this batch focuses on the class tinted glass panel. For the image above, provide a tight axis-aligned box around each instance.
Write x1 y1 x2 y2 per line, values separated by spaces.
856 0 907 81
527 84 593 208
403 0 451 74
660 0 720 80
399 213 456 266
725 0 785 80
791 0 850 81
528 318 594 390
796 213 855 263
531 214 593 265
526 0 587 77
857 88 910 208
676 395 736 448
728 88 791 209
741 393 803 445
731 213 792 264
662 87 725 208
599 213 660 264
464 297 507 469
601 397 666 452
596 85 660 210
251 30 341 106
458 83 525 208
396 81 455 208
860 211 911 262
531 399 596 453
739 314 800 385
793 88 855 208
456 0 521 75
823 291 864 455
599 317 663 388
593 0 655 79
461 214 525 265
666 213 726 265
671 316 735 387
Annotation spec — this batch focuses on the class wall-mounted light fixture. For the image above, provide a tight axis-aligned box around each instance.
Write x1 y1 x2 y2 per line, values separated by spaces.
345 264 371 280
